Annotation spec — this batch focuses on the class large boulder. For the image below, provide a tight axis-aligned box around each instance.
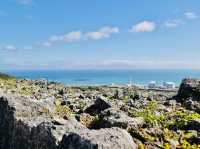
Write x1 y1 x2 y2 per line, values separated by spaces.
91 108 144 130
59 127 137 149
176 78 200 113
84 96 112 115
128 97 148 109
102 108 144 130
182 99 200 113
0 91 86 149
0 96 57 149
177 78 200 101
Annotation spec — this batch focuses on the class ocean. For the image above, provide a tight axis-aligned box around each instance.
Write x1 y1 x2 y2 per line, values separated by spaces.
3 69 200 86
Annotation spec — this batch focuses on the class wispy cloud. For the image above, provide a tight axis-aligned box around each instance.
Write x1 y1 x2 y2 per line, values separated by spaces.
129 21 156 33
164 19 183 28
41 42 52 47
0 45 17 50
40 26 119 47
85 26 119 40
85 59 195 69
0 26 119 50
49 31 82 43
40 31 82 47
184 12 198 19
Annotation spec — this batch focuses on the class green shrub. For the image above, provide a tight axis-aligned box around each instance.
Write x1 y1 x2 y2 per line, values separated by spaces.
129 100 165 127
167 110 200 129
0 73 15 80
79 101 87 111
55 99 72 118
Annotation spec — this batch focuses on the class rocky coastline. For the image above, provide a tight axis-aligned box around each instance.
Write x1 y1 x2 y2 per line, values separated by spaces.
0 73 200 149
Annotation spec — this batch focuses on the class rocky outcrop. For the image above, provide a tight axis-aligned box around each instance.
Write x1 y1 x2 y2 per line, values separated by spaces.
176 78 200 113
84 96 112 115
59 128 137 149
177 78 200 101
95 108 144 130
0 92 136 149
0 96 57 149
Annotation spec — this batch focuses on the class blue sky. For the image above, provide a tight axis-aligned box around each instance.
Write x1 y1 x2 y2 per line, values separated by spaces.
0 0 200 70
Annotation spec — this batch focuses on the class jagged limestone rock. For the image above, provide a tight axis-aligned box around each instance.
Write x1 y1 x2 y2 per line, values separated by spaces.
0 92 137 149
177 78 200 101
84 96 112 115
59 127 137 149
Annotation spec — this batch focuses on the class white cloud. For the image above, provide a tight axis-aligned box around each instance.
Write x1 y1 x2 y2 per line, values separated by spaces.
6 26 118 49
42 42 52 47
129 21 156 33
49 31 82 43
3 45 17 50
165 19 182 28
62 31 82 42
85 26 119 40
44 26 119 47
184 12 198 19
49 35 60 42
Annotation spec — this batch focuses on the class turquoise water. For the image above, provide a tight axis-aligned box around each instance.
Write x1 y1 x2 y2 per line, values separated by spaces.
3 69 200 86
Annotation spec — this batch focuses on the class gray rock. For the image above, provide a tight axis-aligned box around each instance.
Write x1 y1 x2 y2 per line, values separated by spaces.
177 78 200 101
175 78 200 113
0 90 137 149
0 96 57 149
113 89 124 100
182 99 200 113
59 127 137 149
98 108 144 130
84 96 112 115
51 117 87 142
164 99 177 107
0 91 87 149
128 97 148 109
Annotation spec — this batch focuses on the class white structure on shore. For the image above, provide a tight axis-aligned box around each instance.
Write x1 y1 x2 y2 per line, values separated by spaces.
148 81 157 88
163 82 175 89
127 77 133 87
147 81 176 90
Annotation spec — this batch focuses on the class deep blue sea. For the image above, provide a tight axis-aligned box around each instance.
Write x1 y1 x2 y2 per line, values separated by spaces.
3 69 200 86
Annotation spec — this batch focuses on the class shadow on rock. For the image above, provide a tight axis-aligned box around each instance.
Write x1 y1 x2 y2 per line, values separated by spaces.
0 97 57 149
58 133 98 149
